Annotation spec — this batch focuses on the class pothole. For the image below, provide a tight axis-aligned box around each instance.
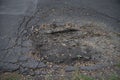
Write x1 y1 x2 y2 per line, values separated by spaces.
29 23 120 65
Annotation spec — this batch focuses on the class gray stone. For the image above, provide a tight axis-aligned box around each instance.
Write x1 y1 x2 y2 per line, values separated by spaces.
21 59 39 69
35 70 47 75
40 71 47 75
29 71 35 76
65 66 76 72
37 62 46 68
80 66 97 71
19 67 29 75
53 65 60 70
19 67 34 76
0 62 19 72
79 64 107 71
35 70 41 75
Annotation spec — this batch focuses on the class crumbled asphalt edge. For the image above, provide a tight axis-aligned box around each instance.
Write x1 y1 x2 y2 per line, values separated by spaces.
0 10 40 73
0 6 120 80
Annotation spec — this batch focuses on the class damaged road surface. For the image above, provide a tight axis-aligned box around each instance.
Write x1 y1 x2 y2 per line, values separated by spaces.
0 0 120 80
31 23 108 64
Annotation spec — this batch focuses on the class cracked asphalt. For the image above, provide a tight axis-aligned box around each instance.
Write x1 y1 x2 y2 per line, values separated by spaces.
0 0 120 80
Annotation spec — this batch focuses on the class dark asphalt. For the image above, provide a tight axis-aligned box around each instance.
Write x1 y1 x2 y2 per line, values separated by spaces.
0 0 120 79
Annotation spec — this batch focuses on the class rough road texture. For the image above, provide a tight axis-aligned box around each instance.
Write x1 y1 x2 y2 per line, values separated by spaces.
0 0 120 80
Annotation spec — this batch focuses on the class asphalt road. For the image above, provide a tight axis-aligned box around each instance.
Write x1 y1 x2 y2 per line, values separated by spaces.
0 0 120 39
0 0 120 78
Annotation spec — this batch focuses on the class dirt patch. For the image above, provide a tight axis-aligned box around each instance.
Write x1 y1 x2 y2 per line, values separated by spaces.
30 23 120 66
0 72 26 80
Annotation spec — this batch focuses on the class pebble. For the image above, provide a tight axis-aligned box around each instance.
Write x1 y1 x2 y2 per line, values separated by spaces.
37 62 46 68
65 66 76 72
21 59 39 69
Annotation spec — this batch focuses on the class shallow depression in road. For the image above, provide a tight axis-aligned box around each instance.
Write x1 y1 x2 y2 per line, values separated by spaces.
30 22 120 66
